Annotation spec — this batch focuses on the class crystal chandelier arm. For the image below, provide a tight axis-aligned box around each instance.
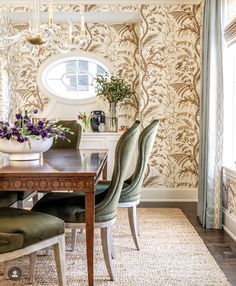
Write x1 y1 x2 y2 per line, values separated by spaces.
0 13 29 48
32 0 40 35
80 5 85 38
68 19 73 45
48 0 53 26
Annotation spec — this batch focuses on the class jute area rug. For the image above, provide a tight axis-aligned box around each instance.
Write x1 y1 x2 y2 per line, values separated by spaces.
0 208 230 286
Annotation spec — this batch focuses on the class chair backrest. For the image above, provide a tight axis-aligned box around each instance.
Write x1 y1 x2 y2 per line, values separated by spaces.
120 119 159 203
52 120 82 149
95 120 140 222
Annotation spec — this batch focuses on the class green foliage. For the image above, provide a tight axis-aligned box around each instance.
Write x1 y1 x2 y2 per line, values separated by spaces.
95 73 135 103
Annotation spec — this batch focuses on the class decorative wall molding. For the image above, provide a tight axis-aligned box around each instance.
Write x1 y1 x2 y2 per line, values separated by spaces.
141 188 198 202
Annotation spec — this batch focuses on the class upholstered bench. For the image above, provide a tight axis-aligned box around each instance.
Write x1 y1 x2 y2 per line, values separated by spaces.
0 207 66 285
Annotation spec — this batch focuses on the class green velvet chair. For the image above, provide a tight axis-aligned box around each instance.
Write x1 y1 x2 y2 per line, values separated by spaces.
96 119 159 250
52 120 82 149
0 192 18 207
23 120 82 207
32 120 140 281
16 191 38 208
0 207 66 285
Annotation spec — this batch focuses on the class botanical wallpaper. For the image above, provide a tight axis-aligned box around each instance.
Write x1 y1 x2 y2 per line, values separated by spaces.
223 172 236 216
0 3 201 190
4 22 139 125
226 0 236 23
140 5 201 188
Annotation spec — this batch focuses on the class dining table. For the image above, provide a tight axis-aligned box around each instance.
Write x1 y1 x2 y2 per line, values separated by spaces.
0 148 108 286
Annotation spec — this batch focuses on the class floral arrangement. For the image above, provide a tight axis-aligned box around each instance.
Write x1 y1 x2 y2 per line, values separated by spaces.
78 112 96 131
0 109 72 143
95 72 135 103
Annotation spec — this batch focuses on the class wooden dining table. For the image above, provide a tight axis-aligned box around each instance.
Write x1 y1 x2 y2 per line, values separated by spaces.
0 148 108 286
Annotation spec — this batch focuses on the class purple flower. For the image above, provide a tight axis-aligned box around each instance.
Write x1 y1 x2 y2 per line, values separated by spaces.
40 130 48 138
15 114 22 120
38 121 44 127
5 134 12 140
0 109 72 144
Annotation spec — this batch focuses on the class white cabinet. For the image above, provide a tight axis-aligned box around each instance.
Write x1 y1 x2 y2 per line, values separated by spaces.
79 132 121 179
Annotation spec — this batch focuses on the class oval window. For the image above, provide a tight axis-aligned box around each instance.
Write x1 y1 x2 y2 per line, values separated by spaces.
39 54 110 102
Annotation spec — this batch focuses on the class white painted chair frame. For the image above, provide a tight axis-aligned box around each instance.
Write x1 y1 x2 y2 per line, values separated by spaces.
118 200 140 250
1 234 66 286
68 218 116 281
16 191 38 209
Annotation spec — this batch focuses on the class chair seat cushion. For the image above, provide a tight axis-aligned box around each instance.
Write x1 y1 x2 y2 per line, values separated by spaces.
0 192 18 207
32 191 107 223
0 208 64 254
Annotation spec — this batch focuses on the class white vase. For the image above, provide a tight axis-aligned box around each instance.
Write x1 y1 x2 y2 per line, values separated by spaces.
108 102 118 132
0 137 53 161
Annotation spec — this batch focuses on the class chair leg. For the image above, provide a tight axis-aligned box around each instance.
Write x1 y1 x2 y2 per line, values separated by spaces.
108 225 115 259
101 227 115 281
3 262 8 280
32 193 38 206
71 229 77 251
17 200 24 209
30 252 37 284
45 247 50 255
128 205 140 250
137 223 140 236
53 235 67 286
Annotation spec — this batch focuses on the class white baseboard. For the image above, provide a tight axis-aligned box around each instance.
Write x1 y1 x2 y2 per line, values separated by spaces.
140 187 198 202
223 208 236 241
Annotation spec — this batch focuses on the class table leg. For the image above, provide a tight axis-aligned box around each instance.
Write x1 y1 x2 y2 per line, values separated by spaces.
85 191 95 286
102 161 108 180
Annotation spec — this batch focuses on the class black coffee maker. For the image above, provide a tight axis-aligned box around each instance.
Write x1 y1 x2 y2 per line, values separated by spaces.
90 111 105 132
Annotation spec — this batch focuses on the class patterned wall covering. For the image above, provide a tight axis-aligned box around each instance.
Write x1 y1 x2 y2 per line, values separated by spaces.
140 5 201 188
0 3 201 190
223 170 236 217
5 24 139 124
226 0 236 24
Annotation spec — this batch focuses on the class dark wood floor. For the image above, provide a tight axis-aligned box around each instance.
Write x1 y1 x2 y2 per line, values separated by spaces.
139 202 236 286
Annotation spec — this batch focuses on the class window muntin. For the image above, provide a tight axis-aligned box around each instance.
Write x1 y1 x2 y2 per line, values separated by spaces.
41 56 108 100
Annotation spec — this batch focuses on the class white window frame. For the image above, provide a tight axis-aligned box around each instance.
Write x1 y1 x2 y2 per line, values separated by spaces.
37 51 113 105
223 43 236 167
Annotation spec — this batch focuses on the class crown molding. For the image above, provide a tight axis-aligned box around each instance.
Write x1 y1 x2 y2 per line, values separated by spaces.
6 11 141 24
0 0 202 5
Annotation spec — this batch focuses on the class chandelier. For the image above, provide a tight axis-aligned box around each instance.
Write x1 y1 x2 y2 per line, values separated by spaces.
0 0 90 53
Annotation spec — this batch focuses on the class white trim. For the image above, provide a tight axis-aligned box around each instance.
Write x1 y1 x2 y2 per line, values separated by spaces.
37 50 113 105
0 0 202 5
223 166 236 181
7 12 141 24
223 208 236 242
140 187 198 202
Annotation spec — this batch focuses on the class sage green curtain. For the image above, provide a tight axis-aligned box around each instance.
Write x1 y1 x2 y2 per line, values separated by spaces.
197 0 224 229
